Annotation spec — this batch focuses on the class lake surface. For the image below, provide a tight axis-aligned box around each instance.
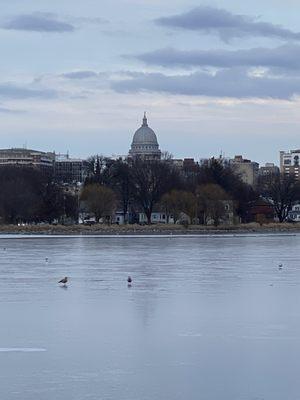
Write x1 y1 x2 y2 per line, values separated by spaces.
0 234 300 400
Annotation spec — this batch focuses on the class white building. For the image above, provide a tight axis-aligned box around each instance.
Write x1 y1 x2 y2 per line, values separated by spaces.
139 212 168 224
280 150 300 180
129 113 161 160
288 203 300 222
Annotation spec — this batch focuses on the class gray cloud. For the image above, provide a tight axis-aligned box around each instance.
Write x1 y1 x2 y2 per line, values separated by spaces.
134 45 300 70
3 13 74 32
0 84 57 99
62 71 99 79
111 68 300 99
156 7 300 41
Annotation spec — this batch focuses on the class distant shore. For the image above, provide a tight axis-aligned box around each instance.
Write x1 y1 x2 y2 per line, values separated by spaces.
0 223 299 235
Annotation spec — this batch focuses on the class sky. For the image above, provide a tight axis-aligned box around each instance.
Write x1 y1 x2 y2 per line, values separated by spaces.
1 0 300 164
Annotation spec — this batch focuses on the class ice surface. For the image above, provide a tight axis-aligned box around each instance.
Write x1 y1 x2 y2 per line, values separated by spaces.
0 234 299 400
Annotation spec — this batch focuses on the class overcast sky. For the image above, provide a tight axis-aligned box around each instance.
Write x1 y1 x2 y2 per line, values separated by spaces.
1 0 300 164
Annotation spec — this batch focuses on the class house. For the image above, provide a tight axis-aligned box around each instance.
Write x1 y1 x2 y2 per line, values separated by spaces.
138 212 172 224
288 203 300 222
205 200 239 226
246 198 275 223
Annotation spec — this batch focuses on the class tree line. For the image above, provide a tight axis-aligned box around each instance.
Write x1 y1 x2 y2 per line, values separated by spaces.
0 158 299 225
0 166 77 224
81 156 256 225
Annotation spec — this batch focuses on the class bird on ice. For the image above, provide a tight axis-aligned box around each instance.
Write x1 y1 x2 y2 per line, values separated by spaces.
278 263 283 270
127 276 132 285
58 277 68 286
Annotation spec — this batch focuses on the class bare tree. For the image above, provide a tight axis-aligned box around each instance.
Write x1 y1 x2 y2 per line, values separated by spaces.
110 159 132 223
266 174 300 222
160 190 196 223
196 183 229 226
80 184 116 223
85 155 109 185
130 158 179 224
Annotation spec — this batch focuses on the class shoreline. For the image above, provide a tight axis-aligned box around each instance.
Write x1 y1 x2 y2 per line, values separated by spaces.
0 223 299 236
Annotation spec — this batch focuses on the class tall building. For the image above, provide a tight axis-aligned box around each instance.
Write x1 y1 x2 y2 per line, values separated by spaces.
280 150 300 180
129 113 161 160
230 155 259 186
259 163 280 178
54 153 88 184
0 148 55 174
199 155 259 186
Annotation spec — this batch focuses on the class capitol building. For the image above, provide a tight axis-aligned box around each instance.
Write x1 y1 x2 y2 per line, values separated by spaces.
129 113 161 160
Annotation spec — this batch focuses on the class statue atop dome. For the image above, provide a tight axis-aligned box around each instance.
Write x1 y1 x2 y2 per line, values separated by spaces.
129 114 161 160
142 112 148 127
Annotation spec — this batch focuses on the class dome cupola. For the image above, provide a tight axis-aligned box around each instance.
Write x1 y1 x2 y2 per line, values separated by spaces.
129 113 161 159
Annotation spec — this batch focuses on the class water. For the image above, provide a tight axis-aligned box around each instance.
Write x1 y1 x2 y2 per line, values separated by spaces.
0 234 300 400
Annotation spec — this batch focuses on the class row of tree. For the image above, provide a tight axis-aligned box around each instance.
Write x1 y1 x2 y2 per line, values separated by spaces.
0 167 78 224
82 156 300 225
0 158 299 225
81 157 254 224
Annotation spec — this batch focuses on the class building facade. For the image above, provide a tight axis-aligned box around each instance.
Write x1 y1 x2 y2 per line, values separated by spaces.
280 150 300 180
200 155 259 186
288 203 300 222
129 113 161 160
259 163 280 178
230 155 259 186
54 153 88 184
0 148 55 174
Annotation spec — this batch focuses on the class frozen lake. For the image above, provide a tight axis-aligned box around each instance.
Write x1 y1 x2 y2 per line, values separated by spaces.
0 234 300 400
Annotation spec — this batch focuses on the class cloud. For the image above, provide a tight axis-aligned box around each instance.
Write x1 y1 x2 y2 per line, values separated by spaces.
0 83 57 99
62 71 99 79
111 68 300 99
3 13 75 32
156 7 300 41
134 45 300 70
0 106 25 114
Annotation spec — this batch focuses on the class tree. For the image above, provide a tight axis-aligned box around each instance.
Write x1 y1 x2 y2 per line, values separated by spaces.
40 180 65 223
85 155 109 185
64 193 79 222
109 159 132 223
160 191 177 223
80 184 116 223
129 158 180 224
196 159 257 222
196 183 229 226
161 190 196 223
0 166 67 224
265 174 300 222
0 167 44 224
160 151 174 161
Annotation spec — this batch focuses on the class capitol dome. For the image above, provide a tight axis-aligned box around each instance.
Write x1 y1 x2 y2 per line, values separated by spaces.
129 113 161 159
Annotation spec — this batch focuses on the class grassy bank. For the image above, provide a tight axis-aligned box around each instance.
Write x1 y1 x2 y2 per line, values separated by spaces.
0 223 298 235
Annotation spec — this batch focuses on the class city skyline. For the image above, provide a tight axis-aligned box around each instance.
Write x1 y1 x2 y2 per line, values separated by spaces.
0 111 295 166
1 1 300 163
